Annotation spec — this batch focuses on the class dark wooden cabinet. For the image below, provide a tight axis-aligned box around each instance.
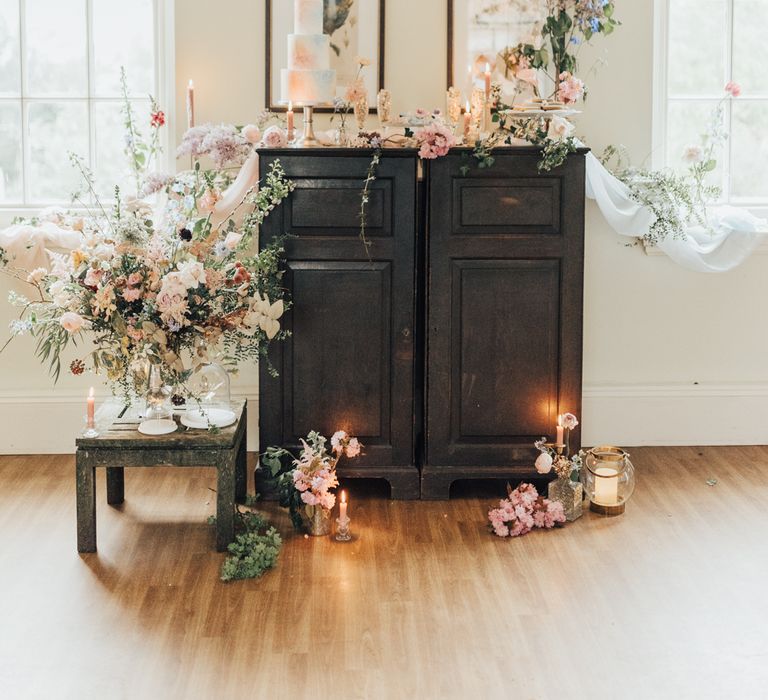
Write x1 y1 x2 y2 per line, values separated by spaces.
258 147 586 500
421 150 586 498
258 150 421 499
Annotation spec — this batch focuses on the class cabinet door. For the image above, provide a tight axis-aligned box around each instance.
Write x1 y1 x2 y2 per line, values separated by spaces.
259 151 420 499
423 151 585 498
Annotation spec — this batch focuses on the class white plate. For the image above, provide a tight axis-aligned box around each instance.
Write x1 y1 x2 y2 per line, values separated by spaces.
181 408 236 430
138 419 178 436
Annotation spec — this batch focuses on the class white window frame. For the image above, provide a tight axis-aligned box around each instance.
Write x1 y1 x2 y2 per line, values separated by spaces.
0 0 175 221
653 0 768 220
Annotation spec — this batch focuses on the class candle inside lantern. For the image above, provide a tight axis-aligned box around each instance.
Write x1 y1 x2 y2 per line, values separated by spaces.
87 387 95 429
556 414 564 446
339 490 348 521
463 100 472 141
186 79 195 130
287 101 295 141
484 62 492 100
594 467 619 505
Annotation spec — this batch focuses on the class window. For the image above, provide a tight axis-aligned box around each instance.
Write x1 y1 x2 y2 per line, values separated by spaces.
655 0 768 211
0 0 172 209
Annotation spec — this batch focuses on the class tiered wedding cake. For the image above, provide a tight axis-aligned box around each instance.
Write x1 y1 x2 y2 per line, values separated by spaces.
281 0 336 105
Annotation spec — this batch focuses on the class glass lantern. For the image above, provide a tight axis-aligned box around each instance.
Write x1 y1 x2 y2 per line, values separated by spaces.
581 446 636 516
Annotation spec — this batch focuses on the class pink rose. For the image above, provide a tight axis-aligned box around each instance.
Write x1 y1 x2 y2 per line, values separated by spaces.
60 312 86 333
725 81 742 98
122 287 142 302
242 124 261 144
262 125 288 149
127 272 143 286
84 268 103 288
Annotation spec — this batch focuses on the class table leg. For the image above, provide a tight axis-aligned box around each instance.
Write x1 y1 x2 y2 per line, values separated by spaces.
235 438 247 504
76 451 97 553
106 467 125 505
216 451 236 552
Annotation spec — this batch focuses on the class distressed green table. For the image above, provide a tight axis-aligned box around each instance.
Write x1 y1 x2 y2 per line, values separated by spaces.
75 400 247 553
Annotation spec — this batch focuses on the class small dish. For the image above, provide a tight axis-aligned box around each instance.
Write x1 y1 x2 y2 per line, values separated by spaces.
138 419 178 436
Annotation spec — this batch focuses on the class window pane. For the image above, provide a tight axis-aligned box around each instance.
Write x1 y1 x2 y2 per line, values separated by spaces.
92 99 151 198
25 0 87 96
27 101 88 202
0 102 22 202
0 0 21 96
733 0 768 95
668 0 727 96
730 101 768 200
92 0 154 97
666 99 725 193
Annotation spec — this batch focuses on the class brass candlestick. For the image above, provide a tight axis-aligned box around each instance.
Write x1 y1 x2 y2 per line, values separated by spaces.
293 105 322 148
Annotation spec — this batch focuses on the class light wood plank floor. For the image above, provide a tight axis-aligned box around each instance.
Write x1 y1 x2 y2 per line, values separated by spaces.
1 447 768 699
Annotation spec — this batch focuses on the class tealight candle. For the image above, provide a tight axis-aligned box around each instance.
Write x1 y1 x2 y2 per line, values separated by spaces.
287 101 295 141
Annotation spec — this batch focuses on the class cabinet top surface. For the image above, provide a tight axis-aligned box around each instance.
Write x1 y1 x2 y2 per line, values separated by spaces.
257 146 590 157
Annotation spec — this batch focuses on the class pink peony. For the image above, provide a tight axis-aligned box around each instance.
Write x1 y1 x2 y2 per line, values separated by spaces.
557 72 585 104
415 122 456 160
262 125 288 149
725 81 742 98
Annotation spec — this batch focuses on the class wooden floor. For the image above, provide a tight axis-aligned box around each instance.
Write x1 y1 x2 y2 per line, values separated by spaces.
2 448 768 699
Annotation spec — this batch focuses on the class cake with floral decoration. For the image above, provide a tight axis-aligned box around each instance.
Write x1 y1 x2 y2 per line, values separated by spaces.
281 0 336 105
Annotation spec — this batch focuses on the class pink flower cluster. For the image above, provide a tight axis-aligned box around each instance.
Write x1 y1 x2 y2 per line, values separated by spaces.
415 122 456 160
557 72 585 104
331 430 362 458
488 483 565 538
725 81 742 98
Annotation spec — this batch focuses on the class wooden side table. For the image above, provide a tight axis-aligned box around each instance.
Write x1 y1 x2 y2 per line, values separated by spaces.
75 400 247 553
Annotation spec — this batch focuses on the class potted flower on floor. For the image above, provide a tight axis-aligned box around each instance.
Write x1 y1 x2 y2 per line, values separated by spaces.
263 431 362 536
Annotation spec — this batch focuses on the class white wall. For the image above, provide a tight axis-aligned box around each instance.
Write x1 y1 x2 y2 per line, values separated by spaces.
1 0 766 453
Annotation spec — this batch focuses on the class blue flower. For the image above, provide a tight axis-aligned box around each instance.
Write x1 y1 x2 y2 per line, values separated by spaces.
570 36 581 45
590 18 600 32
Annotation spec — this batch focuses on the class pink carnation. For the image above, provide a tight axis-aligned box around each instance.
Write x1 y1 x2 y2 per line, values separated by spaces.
345 438 362 458
301 491 318 506
725 81 742 98
557 72 585 105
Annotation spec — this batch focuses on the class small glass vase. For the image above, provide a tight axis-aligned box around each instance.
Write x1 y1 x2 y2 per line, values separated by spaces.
334 123 351 147
548 475 583 522
354 94 368 132
306 506 332 537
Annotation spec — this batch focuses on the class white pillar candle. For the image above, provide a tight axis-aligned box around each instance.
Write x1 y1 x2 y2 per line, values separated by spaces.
594 467 619 505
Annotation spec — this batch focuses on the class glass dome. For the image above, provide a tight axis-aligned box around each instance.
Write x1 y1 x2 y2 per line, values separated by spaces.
187 361 231 412
581 446 636 516
144 364 173 422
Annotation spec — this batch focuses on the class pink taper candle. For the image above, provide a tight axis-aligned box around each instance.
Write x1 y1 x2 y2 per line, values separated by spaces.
556 415 564 446
484 62 492 100
186 79 195 129
339 490 348 521
463 100 472 141
87 387 95 429
287 101 295 141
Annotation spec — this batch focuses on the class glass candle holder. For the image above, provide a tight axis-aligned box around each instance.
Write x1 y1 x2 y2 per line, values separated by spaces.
335 517 351 542
581 446 636 516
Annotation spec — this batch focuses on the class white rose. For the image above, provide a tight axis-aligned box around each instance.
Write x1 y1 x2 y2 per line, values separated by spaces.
60 311 87 333
547 116 575 142
242 124 261 144
176 261 206 289
535 452 553 475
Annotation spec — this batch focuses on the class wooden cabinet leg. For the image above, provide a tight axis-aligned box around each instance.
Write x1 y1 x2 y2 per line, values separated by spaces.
106 467 124 505
216 451 236 552
76 451 97 553
235 439 247 504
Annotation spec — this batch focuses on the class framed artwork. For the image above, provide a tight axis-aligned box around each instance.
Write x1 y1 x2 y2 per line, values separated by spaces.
447 0 544 93
266 0 386 112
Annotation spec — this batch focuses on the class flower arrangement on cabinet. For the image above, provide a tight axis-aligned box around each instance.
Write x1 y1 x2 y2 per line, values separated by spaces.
0 74 294 399
263 430 362 533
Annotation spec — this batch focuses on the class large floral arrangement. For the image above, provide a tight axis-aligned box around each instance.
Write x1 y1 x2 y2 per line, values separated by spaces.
488 483 566 538
0 81 294 396
264 430 362 531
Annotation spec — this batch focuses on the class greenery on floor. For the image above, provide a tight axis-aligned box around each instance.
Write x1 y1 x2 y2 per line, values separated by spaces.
208 496 282 582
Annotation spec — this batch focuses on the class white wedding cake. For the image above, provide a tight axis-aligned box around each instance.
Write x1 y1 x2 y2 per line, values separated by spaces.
281 0 336 105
